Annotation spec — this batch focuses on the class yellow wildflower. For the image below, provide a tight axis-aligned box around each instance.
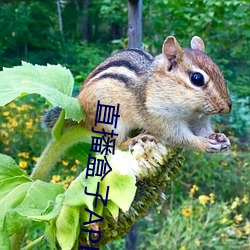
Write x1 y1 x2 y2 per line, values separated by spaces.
63 182 69 189
9 102 16 108
189 184 199 198
234 214 243 224
209 193 215 204
179 247 186 250
51 175 61 183
70 165 77 172
221 162 228 167
182 207 192 217
19 161 28 169
236 229 243 237
32 157 39 162
62 160 69 166
18 152 30 159
220 217 228 224
66 176 75 182
26 121 33 129
194 238 201 247
3 111 9 116
232 150 237 156
11 119 18 127
75 159 81 165
244 221 250 234
198 195 210 206
0 130 8 138
231 197 240 209
243 195 248 204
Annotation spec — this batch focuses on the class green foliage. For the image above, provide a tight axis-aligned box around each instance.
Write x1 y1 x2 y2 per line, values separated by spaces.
0 62 84 121
0 1 249 249
138 197 249 249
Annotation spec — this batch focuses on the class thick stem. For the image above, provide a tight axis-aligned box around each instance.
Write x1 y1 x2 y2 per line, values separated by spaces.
30 125 93 181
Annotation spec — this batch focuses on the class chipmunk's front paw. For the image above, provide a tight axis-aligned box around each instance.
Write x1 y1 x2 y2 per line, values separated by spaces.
206 133 230 152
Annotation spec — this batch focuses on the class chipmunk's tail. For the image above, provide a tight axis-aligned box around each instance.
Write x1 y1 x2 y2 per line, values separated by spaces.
41 106 62 130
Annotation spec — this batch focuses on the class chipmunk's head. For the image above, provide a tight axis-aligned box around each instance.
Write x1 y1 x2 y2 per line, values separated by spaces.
158 36 232 115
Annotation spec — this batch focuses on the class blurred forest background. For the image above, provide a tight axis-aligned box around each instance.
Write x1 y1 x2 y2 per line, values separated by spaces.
0 0 249 249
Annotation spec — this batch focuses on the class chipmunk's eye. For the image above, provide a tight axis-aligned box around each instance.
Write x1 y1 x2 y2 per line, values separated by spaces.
190 72 204 87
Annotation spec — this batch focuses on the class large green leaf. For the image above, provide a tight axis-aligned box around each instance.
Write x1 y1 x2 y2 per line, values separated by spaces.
0 154 65 247
66 142 95 165
0 154 30 181
0 62 84 121
56 205 80 250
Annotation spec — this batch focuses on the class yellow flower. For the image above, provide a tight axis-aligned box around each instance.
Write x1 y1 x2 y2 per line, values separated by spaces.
194 238 201 247
231 198 240 209
18 152 30 159
236 229 243 237
221 162 228 167
63 182 69 189
0 130 8 138
75 159 81 165
232 150 237 156
244 221 250 234
182 207 192 217
198 195 210 206
51 175 61 183
11 119 18 127
220 217 228 224
32 157 39 162
243 195 248 204
209 193 215 204
234 214 243 224
66 176 75 182
26 121 33 129
70 165 77 172
19 161 28 169
189 184 199 197
62 160 69 166
9 102 16 108
179 247 186 250
3 111 9 116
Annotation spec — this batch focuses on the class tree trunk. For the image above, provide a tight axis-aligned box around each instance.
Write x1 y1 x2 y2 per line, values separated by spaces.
56 0 63 36
128 0 142 48
82 0 89 41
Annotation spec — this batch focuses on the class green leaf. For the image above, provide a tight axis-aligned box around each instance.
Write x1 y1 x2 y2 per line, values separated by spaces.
0 154 65 243
0 62 85 122
20 181 64 212
21 235 45 250
100 169 136 212
56 205 80 250
0 154 30 181
64 170 101 210
105 200 119 219
0 176 32 201
66 142 95 165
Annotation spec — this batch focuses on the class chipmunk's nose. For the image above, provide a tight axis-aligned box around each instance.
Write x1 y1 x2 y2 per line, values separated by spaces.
219 101 232 114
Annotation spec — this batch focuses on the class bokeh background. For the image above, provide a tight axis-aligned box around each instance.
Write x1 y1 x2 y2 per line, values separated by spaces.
0 1 249 249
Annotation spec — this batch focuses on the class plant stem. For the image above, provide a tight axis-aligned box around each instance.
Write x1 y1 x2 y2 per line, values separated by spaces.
30 125 93 181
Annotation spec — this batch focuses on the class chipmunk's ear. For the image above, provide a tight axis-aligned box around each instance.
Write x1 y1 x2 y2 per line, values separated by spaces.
191 36 205 52
162 36 184 63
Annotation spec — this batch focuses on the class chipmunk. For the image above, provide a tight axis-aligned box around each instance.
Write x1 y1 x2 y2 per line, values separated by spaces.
44 36 232 153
